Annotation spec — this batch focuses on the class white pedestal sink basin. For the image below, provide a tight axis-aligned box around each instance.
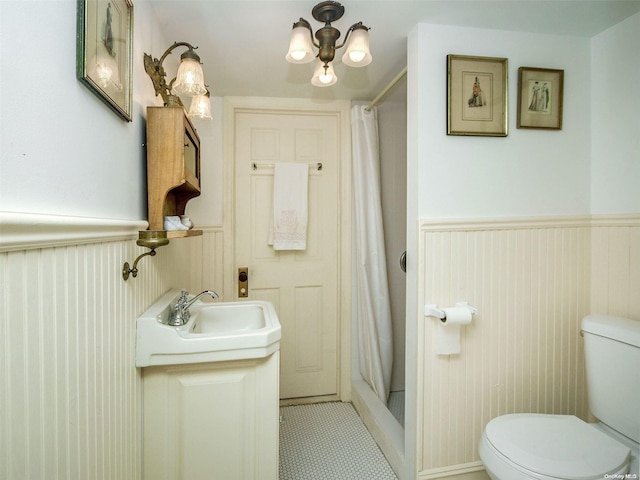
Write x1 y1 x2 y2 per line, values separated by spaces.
136 289 281 367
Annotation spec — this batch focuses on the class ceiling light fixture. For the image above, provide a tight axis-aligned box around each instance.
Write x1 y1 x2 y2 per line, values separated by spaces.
286 1 372 87
144 41 212 119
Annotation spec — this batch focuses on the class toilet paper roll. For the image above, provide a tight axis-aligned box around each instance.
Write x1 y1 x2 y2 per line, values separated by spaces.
436 307 473 355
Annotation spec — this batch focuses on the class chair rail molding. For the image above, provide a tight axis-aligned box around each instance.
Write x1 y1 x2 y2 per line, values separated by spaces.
0 211 148 252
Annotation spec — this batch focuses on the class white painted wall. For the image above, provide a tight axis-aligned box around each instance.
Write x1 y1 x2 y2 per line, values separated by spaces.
0 0 224 227
590 12 640 215
1 1 148 219
413 24 593 219
185 97 225 226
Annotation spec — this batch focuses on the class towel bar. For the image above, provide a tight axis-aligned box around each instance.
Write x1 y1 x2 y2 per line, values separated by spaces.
252 162 322 171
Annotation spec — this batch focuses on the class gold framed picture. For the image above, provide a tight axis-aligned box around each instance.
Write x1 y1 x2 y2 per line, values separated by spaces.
447 54 508 137
517 67 564 130
77 0 133 122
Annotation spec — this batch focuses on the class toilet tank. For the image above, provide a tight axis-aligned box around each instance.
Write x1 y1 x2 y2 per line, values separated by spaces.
581 314 640 443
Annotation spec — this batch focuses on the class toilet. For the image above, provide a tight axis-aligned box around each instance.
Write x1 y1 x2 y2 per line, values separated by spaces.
479 314 640 480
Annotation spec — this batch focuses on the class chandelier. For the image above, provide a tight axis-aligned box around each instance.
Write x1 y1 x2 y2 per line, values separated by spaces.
286 1 372 87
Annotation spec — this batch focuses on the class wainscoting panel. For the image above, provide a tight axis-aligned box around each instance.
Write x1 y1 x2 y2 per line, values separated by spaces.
417 217 592 472
0 215 223 480
195 227 225 297
591 216 640 320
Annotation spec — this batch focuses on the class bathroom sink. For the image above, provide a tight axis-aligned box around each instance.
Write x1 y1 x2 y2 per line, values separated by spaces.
189 303 266 334
136 289 281 367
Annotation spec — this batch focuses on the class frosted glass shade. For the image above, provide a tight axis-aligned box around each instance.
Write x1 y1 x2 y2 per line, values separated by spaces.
341 28 372 67
173 57 207 96
311 60 337 87
286 25 315 64
188 94 212 120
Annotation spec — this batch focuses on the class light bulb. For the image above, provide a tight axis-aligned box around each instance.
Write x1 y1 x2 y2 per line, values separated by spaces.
290 50 307 61
173 57 206 96
342 27 372 67
286 23 314 64
319 73 334 84
311 59 337 87
188 93 212 120
348 51 366 64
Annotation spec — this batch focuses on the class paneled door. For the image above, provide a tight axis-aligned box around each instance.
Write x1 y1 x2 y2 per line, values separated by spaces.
228 100 350 400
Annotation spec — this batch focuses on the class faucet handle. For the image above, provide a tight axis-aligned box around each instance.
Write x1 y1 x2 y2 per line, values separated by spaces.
177 290 189 305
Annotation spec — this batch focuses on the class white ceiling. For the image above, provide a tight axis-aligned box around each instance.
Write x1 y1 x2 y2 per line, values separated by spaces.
147 0 640 103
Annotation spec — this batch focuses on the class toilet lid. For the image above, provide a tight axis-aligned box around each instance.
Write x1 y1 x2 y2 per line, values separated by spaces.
485 414 630 479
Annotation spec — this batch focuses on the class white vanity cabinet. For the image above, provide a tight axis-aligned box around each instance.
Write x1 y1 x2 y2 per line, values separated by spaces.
142 352 279 480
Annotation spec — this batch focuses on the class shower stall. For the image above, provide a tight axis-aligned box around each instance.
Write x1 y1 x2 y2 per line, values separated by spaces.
351 71 407 477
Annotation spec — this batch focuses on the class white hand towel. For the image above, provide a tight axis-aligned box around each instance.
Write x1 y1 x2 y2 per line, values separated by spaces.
268 163 309 250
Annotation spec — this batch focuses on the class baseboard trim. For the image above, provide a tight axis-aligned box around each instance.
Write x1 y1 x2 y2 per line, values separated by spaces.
0 211 147 251
418 461 489 480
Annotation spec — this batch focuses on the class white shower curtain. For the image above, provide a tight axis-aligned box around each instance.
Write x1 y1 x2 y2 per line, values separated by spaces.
351 105 393 404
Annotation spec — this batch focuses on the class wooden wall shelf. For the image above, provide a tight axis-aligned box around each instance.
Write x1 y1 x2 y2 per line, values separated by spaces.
145 106 202 235
166 230 203 239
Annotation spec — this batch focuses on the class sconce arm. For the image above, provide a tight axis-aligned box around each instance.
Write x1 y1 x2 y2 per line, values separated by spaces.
334 22 368 50
143 41 199 107
157 41 198 66
299 19 369 65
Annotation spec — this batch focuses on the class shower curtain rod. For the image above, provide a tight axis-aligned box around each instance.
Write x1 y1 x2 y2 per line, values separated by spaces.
365 66 408 112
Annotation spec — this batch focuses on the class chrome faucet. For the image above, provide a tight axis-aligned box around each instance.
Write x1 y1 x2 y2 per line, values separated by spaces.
168 290 219 326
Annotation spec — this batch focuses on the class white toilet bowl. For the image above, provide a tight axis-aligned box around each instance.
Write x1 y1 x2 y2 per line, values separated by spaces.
479 315 640 480
478 414 633 480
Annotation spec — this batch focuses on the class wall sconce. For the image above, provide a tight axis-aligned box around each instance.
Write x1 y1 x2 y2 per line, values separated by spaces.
286 1 372 87
143 41 212 119
122 231 170 281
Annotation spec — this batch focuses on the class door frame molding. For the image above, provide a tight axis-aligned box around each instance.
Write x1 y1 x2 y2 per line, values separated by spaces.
222 96 352 402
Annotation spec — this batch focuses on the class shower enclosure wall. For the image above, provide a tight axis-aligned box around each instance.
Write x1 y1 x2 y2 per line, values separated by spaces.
351 82 407 477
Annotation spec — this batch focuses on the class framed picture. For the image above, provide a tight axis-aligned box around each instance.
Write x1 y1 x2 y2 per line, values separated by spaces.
517 67 564 130
77 0 133 121
447 55 508 137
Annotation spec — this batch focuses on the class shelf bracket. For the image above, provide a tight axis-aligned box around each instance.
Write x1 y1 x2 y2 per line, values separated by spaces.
122 230 170 281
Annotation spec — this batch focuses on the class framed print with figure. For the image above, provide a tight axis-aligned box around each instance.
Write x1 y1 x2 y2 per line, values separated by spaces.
77 0 133 121
517 67 564 130
447 54 508 137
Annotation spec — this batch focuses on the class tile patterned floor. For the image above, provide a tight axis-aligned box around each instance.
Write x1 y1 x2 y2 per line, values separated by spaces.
279 402 398 479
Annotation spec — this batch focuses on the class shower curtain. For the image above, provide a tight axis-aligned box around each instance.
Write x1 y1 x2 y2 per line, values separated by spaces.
351 105 393 404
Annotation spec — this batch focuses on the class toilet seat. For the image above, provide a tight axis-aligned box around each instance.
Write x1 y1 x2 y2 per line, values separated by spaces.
483 414 630 479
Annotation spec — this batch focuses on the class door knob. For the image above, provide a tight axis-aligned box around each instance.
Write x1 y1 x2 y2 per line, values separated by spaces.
238 267 249 298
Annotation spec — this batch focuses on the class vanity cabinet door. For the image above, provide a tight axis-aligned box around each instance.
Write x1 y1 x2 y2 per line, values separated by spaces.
143 353 279 480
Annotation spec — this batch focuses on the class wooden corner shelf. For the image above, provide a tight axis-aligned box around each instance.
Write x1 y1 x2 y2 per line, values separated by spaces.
166 229 203 239
145 106 202 236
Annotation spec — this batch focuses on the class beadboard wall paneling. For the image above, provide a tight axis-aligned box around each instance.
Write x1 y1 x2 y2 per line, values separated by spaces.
417 218 592 472
591 216 640 320
0 221 225 480
196 227 226 296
